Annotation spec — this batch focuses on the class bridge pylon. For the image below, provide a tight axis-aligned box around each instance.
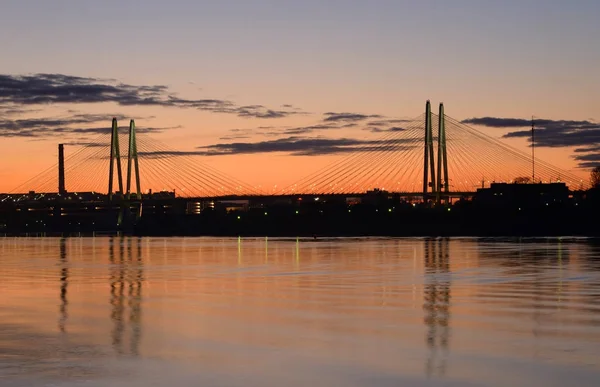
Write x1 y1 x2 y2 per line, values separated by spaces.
107 118 142 226
422 101 436 201
126 120 142 200
436 103 449 203
423 101 450 204
108 118 124 200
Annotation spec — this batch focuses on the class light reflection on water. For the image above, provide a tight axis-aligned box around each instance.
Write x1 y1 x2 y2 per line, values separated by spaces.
1 237 600 386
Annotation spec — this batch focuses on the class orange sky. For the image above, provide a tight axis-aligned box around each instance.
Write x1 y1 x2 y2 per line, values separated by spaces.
1 2 598 194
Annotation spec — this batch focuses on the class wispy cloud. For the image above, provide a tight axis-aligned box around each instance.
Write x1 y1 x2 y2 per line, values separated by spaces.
218 113 409 138
362 118 412 133
218 134 253 140
574 145 600 153
365 126 407 133
0 106 42 116
282 124 343 135
367 119 412 126
323 112 382 122
0 113 174 138
218 122 350 138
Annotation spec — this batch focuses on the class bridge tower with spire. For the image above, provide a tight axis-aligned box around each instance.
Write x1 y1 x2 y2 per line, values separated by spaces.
423 101 449 204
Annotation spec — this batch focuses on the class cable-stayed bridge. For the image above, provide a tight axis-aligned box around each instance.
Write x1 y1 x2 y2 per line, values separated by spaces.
8 101 588 201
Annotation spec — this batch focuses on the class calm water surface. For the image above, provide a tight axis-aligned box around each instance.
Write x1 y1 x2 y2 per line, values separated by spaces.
1 237 600 386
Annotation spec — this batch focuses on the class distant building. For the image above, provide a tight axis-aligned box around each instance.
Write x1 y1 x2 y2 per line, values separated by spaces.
474 182 569 209
363 188 390 206
144 190 176 200
585 187 600 206
346 196 362 206
186 200 215 215
216 200 249 212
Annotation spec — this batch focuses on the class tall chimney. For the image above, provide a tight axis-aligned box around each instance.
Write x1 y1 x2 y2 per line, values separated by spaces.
58 144 66 194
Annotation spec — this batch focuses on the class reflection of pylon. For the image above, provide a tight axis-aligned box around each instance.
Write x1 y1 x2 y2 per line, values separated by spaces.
108 118 124 200
126 120 142 200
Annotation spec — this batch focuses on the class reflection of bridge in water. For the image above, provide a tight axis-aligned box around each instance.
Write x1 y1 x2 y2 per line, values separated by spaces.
109 236 143 356
423 238 451 377
12 101 587 201
57 237 143 356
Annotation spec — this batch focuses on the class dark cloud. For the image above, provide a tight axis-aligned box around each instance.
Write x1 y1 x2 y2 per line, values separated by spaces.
573 153 600 168
130 125 181 133
503 127 600 147
367 119 412 126
574 145 600 153
463 117 596 130
462 117 532 128
281 104 307 112
387 126 407 132
462 116 600 169
218 115 411 139
62 141 107 147
577 162 600 169
0 73 302 119
365 126 406 133
218 134 252 140
0 115 106 137
219 127 279 139
235 105 296 119
462 116 600 147
573 153 600 162
0 106 42 116
283 124 340 135
138 150 213 158
0 73 164 106
362 117 412 133
319 114 411 133
193 136 416 156
323 112 382 122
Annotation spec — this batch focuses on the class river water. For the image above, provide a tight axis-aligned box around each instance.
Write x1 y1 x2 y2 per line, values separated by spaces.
1 237 599 386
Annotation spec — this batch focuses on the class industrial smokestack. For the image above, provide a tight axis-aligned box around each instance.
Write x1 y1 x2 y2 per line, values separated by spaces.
58 144 66 195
